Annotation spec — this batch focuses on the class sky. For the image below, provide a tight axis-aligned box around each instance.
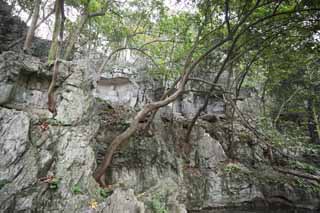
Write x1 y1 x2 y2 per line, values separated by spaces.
164 0 196 14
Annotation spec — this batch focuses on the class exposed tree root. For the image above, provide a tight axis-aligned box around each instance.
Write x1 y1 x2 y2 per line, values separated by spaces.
274 167 320 183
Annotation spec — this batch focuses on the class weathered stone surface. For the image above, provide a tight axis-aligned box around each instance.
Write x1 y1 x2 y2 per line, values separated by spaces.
100 189 145 213
197 132 227 168
0 83 14 104
4 3 319 212
1 55 104 212
0 108 30 181
0 47 319 213
0 108 39 212
95 77 141 107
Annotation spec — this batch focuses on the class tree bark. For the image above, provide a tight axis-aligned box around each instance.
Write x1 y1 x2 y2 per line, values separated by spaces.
307 99 320 144
311 99 320 143
273 88 301 128
93 71 189 185
48 0 62 62
63 14 89 60
92 0 310 186
23 0 41 51
63 7 108 60
47 0 65 114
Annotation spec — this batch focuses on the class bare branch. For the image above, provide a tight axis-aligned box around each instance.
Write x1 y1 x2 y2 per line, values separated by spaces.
188 77 224 88
97 46 160 75
273 88 302 125
7 8 54 50
88 10 106 17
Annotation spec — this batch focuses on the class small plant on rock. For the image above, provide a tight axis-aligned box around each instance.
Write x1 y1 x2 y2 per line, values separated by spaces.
149 194 168 213
71 184 83 194
223 163 242 175
98 188 113 198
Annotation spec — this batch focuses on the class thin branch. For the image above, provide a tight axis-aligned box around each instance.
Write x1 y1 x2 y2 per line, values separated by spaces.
93 11 234 185
139 39 176 49
185 38 235 143
7 8 54 50
97 46 160 75
88 10 106 17
188 77 224 89
273 88 302 125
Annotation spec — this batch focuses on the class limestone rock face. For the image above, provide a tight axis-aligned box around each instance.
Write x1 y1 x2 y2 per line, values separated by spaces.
0 51 49 110
0 52 101 212
0 50 319 213
0 108 30 181
95 77 141 107
0 108 40 212
95 100 320 212
1 1 318 211
100 189 145 213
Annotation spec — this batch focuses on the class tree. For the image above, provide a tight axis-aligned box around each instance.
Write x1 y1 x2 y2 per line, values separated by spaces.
23 0 41 51
93 0 320 186
9 0 320 186
48 0 65 62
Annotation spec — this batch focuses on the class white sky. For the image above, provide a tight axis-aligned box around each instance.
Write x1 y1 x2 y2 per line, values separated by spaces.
164 0 196 14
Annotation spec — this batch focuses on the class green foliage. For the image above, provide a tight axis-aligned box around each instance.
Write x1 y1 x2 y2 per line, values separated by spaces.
257 115 310 149
45 118 63 126
149 194 168 213
223 163 242 175
16 0 34 11
49 178 60 190
97 188 113 198
65 0 104 12
289 160 319 175
71 184 83 194
294 178 320 193
0 179 10 190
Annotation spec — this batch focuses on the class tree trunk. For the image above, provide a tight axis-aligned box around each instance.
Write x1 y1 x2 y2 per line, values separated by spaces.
93 71 190 186
23 0 41 51
48 0 62 62
63 14 88 60
93 27 233 186
307 99 320 144
47 0 65 113
311 98 320 143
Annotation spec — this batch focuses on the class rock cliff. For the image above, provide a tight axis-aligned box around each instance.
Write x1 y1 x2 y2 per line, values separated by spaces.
0 2 319 212
0 50 319 213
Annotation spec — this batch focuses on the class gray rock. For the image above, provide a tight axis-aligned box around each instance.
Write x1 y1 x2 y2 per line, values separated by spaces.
0 46 319 213
55 62 96 125
0 51 49 110
0 83 14 104
0 108 30 181
197 132 227 168
100 189 145 213
0 108 39 212
0 55 104 212
95 77 141 107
